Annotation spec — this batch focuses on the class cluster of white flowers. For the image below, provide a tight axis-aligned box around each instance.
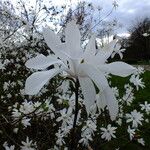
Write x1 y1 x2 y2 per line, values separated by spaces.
123 84 135 106
11 99 55 128
79 119 97 146
0 16 149 149
20 137 37 150
100 124 117 141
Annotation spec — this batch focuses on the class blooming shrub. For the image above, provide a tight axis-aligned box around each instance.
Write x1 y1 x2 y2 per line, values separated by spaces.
0 1 150 150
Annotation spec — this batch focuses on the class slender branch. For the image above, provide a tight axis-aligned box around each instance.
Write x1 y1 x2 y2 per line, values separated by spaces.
69 78 79 150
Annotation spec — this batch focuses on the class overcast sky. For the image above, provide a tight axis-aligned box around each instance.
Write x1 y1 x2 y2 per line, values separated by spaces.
100 0 150 35
11 0 150 36
51 0 150 36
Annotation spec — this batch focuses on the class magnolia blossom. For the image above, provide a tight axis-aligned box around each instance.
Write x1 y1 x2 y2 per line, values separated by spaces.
21 137 37 150
137 138 145 146
130 75 145 90
111 42 125 59
100 124 117 141
140 101 150 114
3 142 15 150
126 110 144 128
127 126 135 140
25 20 136 120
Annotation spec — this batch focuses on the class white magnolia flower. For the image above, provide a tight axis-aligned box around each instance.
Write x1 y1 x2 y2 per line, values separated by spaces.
21 117 31 128
143 33 149 37
83 35 136 120
130 75 145 90
25 20 136 120
127 126 135 140
123 84 134 106
56 108 73 126
21 137 37 150
100 124 117 141
126 110 144 128
55 130 65 146
19 100 34 114
79 132 93 146
140 101 150 114
134 66 144 75
111 42 125 59
3 142 15 150
137 138 145 146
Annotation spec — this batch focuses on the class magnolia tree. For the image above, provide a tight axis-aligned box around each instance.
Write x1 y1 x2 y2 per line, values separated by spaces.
0 0 150 150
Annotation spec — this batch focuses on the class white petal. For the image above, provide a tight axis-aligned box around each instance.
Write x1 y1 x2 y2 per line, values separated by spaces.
100 62 137 77
25 54 62 70
102 86 118 121
79 64 108 91
25 69 61 95
43 28 68 61
79 77 96 114
85 34 96 56
96 92 107 111
65 20 82 58
95 39 118 64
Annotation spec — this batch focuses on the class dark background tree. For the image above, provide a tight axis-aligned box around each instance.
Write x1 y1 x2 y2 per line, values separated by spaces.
123 17 150 63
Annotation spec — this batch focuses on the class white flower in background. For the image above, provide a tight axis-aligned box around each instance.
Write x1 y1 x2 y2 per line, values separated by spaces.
111 42 125 59
126 110 144 128
116 118 122 126
82 119 97 136
134 66 144 75
12 108 21 119
55 130 65 146
56 108 73 126
3 142 15 150
79 132 93 146
0 60 5 70
127 126 135 140
112 87 119 97
21 117 31 128
100 124 117 141
142 33 149 37
137 138 145 146
19 100 34 114
140 101 150 114
130 75 145 90
21 137 37 150
25 20 136 120
123 84 134 106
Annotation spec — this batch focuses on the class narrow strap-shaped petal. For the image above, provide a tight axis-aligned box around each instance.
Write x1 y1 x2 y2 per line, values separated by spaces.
100 62 137 77
65 20 82 59
25 54 63 70
95 39 118 64
79 64 108 92
96 92 107 112
25 68 61 95
101 86 118 121
84 34 96 56
79 77 96 115
43 28 68 61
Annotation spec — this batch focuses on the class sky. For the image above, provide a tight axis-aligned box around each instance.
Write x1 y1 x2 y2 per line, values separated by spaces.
10 0 150 36
51 0 150 36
